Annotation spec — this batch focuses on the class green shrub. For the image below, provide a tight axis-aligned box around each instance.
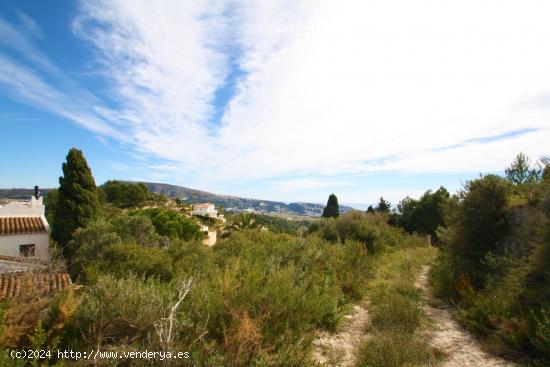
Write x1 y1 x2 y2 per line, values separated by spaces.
97 242 174 281
310 211 413 253
64 274 172 349
428 252 459 300
112 214 166 247
357 331 438 367
370 292 422 333
133 207 202 241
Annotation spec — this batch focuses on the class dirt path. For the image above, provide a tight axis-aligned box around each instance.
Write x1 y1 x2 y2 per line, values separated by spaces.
416 265 517 367
311 302 369 366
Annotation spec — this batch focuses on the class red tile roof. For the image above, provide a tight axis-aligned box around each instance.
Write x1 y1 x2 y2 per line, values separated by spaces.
0 216 47 235
0 271 72 300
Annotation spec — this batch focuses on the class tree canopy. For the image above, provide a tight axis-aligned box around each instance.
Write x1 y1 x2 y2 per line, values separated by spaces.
101 180 149 208
397 187 450 240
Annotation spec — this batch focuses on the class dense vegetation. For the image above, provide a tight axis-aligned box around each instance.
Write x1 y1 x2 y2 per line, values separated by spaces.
2 147 547 366
429 154 550 364
100 180 150 208
309 210 413 254
0 148 432 366
396 187 450 242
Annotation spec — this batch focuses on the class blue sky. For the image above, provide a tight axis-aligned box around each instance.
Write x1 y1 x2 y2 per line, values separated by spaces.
1 1 549 206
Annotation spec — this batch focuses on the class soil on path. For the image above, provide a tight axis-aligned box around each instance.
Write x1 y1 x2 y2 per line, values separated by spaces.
311 302 369 366
416 265 517 367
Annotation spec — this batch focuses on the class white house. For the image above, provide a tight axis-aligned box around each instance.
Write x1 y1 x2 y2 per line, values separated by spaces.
192 203 218 217
0 187 50 260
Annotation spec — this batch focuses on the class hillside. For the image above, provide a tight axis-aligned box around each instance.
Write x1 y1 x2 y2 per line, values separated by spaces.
135 181 353 216
0 183 353 217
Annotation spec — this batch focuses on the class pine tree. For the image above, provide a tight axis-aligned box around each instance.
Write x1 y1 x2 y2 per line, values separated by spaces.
322 194 340 218
52 148 99 261
375 197 391 213
504 153 541 184
366 205 375 214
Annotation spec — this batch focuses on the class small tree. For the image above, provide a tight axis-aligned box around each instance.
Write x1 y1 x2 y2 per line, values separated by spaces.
322 194 340 218
375 197 391 213
505 153 541 184
52 148 99 261
366 205 375 214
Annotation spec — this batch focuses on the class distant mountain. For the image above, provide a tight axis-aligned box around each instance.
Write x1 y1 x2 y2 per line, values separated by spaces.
134 182 354 217
0 183 354 217
0 188 53 200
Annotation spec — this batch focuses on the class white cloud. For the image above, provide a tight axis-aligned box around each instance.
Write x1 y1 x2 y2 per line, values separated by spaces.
3 1 550 191
213 0 550 181
73 0 229 170
70 0 550 184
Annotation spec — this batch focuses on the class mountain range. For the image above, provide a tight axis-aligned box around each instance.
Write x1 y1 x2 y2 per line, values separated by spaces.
0 182 353 217
135 182 353 216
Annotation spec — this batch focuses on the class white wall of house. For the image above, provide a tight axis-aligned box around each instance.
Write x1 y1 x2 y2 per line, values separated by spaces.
192 204 218 217
0 232 50 258
192 204 218 218
0 195 50 260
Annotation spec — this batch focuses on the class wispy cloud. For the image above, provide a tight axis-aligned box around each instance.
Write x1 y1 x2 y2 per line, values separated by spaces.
0 15 57 73
2 1 550 190
0 13 127 140
432 128 542 152
14 10 43 39
0 54 122 138
72 0 229 169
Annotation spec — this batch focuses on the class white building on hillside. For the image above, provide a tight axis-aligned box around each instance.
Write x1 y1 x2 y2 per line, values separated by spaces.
191 203 226 223
0 187 50 260
192 203 218 217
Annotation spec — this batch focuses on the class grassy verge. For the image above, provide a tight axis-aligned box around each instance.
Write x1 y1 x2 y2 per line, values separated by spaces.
356 244 440 367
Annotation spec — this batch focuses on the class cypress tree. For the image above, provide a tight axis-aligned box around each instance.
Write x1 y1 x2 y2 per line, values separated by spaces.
52 148 99 261
322 193 340 218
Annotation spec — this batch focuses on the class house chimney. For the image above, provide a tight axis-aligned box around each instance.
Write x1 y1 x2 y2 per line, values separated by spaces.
34 185 40 199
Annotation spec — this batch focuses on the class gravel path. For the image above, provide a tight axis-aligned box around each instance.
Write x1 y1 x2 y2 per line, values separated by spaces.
312 302 370 366
416 265 517 367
